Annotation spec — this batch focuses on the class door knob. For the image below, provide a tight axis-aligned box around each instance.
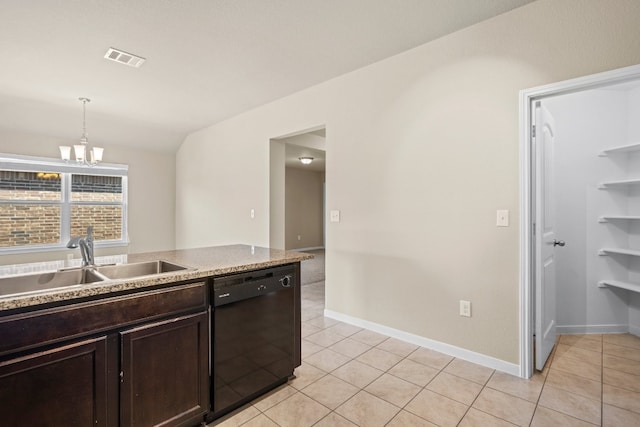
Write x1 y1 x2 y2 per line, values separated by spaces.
553 240 566 247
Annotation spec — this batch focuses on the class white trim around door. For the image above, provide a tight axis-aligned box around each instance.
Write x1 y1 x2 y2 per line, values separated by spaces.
519 64 640 379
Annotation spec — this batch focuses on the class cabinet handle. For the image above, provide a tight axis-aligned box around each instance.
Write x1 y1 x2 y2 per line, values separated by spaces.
553 240 566 247
120 371 124 383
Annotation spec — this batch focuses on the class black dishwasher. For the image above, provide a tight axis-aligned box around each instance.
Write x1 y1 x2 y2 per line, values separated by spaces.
210 264 297 418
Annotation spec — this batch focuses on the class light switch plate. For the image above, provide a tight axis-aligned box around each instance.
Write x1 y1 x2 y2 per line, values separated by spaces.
250 209 255 219
460 300 471 317
330 210 341 222
496 209 509 227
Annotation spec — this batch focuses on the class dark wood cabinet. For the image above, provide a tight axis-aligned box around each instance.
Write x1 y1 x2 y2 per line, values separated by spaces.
0 335 114 426
120 311 209 427
0 280 208 427
0 281 207 358
0 259 303 426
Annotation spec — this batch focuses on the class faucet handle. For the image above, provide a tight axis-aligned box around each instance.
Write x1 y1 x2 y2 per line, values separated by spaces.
86 226 93 237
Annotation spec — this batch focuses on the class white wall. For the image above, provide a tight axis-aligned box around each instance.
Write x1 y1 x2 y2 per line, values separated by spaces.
285 167 324 249
628 85 640 335
0 129 175 264
176 0 640 364
544 89 630 333
269 140 286 249
281 133 326 151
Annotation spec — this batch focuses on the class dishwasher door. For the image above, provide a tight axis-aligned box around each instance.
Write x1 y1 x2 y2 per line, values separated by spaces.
212 266 295 417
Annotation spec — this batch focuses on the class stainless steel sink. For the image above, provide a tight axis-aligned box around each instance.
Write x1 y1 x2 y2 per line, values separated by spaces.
95 260 188 280
0 268 105 298
0 260 189 299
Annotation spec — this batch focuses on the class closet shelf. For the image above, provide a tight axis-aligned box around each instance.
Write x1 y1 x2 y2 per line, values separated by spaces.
599 142 640 156
598 178 640 189
598 280 640 293
598 215 640 222
598 248 640 257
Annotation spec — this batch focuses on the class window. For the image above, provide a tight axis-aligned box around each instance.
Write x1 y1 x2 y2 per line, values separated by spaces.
0 154 128 253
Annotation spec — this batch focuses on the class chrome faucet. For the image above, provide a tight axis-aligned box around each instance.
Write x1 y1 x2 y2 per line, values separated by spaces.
67 226 95 267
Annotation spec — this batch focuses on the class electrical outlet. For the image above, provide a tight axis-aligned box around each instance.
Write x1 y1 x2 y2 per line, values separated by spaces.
460 300 471 317
250 209 255 219
297 235 301 241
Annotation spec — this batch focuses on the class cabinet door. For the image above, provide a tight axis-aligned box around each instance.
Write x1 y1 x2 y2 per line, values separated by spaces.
0 336 111 426
120 311 209 427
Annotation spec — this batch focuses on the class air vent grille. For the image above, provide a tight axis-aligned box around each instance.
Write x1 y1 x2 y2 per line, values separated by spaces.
104 48 145 68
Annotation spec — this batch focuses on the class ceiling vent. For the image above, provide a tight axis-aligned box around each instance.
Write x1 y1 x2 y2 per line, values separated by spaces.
104 47 145 68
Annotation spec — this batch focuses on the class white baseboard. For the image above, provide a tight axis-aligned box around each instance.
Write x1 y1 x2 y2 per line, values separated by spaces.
629 324 640 337
293 246 324 252
324 309 520 377
557 324 629 335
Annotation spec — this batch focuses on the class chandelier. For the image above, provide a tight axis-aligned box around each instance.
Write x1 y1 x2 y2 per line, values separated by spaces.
60 97 103 165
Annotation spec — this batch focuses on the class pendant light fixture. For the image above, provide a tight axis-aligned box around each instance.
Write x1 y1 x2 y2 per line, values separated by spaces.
60 97 103 165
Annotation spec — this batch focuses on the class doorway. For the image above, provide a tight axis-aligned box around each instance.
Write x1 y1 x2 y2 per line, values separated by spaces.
520 64 640 378
269 127 326 251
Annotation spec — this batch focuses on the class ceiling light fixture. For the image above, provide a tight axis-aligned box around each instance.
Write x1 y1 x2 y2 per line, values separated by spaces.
60 98 103 165
299 157 314 165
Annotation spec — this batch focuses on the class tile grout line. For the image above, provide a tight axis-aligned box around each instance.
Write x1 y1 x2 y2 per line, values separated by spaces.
456 368 533 427
301 286 404 425
601 337 604 427
454 369 493 427
544 336 608 426
300 325 403 426
314 332 528 426
528 342 556 427
388 356 448 425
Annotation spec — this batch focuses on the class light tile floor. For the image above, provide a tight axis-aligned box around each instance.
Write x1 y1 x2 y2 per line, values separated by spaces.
210 282 640 426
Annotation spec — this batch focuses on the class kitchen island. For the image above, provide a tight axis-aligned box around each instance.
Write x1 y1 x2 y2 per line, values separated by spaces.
0 244 312 426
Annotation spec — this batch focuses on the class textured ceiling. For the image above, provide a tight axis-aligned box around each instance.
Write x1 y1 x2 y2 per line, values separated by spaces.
0 0 533 152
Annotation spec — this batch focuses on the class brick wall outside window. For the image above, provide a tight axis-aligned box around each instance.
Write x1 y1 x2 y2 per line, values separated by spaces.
0 171 124 248
0 204 61 247
71 206 122 240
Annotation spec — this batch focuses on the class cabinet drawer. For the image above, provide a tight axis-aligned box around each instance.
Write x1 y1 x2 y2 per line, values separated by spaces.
0 281 207 357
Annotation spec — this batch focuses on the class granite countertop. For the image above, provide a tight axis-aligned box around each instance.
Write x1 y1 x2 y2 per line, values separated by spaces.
0 244 313 312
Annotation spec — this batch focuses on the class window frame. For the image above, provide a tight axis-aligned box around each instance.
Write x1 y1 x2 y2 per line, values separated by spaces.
0 153 128 254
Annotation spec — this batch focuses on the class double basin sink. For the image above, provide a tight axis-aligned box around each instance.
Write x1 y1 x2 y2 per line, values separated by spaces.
0 260 189 298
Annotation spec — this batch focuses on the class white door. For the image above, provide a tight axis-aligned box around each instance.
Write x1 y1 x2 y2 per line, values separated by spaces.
535 101 559 371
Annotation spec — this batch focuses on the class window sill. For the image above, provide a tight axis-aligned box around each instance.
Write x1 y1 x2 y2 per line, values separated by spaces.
0 240 129 256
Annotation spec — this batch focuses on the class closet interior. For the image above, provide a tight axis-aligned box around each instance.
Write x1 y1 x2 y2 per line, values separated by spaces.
544 80 640 336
